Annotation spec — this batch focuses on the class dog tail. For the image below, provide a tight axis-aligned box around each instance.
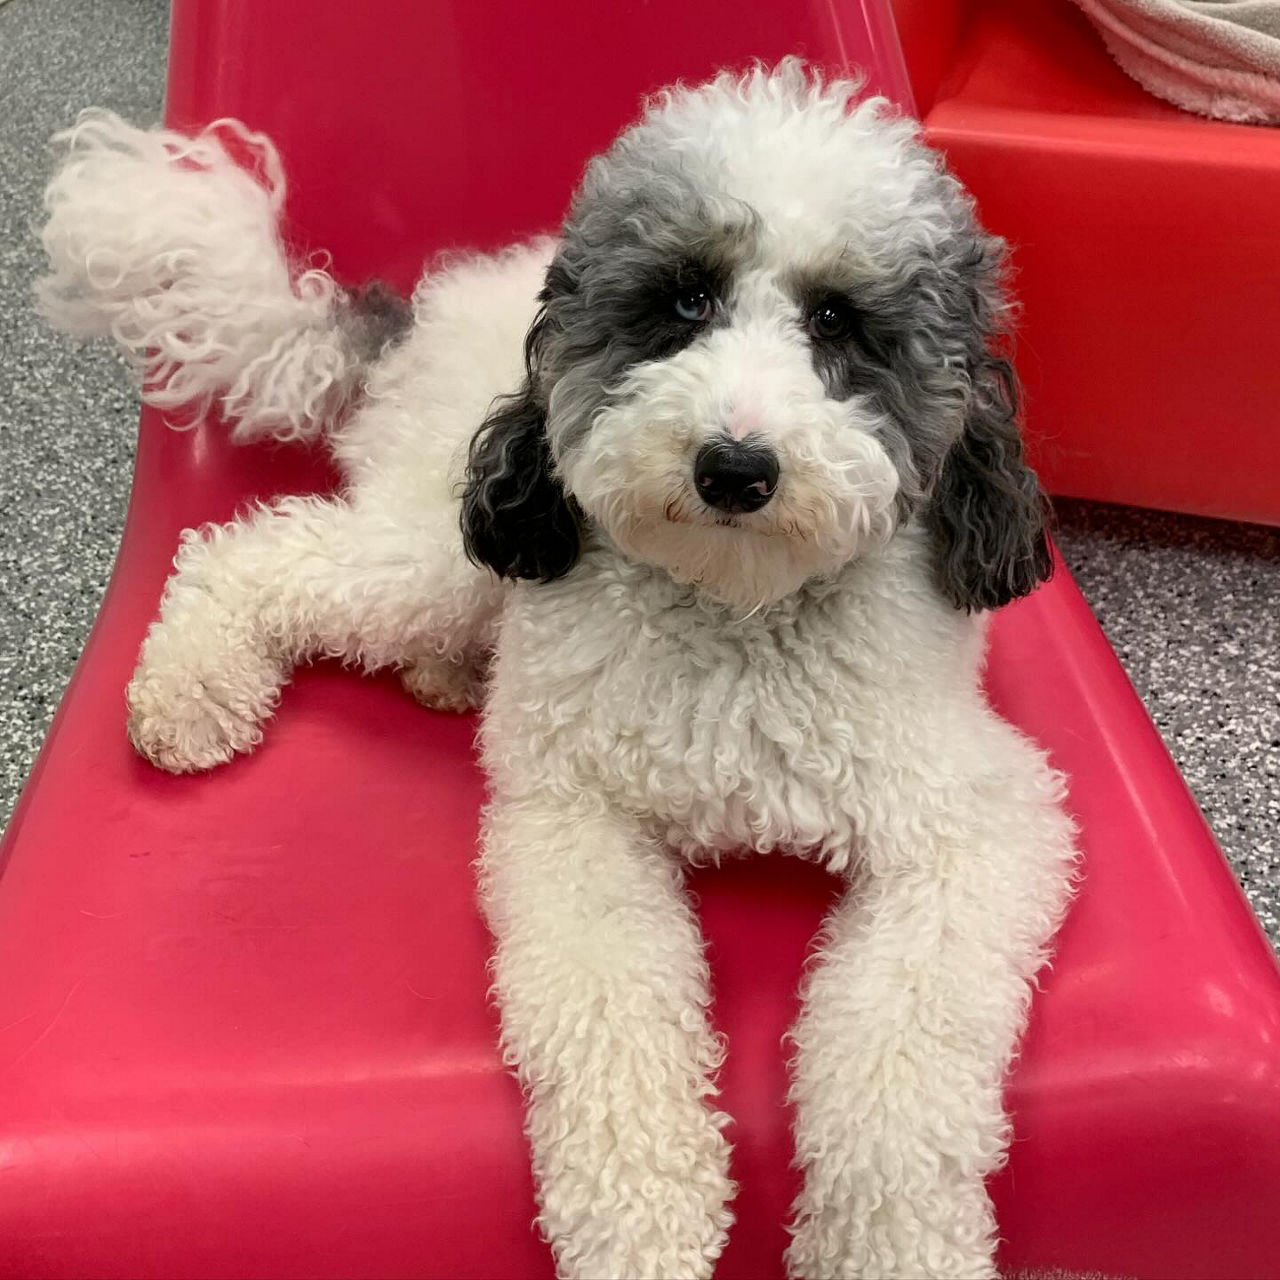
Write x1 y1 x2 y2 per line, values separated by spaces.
35 110 409 444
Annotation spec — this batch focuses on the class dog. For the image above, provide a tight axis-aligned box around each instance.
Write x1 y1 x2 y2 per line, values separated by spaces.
37 62 1076 1279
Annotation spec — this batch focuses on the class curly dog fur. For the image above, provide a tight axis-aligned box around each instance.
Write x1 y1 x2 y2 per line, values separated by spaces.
38 62 1076 1279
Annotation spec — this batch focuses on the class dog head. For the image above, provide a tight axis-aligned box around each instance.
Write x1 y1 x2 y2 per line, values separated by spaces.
463 61 1051 612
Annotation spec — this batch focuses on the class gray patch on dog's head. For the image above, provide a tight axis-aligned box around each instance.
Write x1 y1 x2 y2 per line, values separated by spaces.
793 167 1009 508
531 141 758 460
782 158 1051 611
461 137 756 587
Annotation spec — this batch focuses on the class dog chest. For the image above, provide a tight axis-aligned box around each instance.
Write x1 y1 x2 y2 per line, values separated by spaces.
491 560 898 857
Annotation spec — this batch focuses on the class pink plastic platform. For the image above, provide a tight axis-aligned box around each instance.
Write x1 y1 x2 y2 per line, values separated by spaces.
2 3 1278 1278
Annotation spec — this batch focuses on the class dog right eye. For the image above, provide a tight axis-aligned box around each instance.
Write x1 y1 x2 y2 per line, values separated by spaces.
673 289 713 323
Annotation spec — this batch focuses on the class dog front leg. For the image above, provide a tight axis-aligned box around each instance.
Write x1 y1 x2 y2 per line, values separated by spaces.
480 795 734 1280
129 496 493 772
786 717 1076 1279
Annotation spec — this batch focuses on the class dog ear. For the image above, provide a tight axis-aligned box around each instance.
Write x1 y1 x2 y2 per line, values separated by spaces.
460 312 582 582
923 221 1053 612
927 351 1053 612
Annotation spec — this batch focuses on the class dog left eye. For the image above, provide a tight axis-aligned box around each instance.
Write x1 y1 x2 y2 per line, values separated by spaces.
807 299 857 342
674 289 713 323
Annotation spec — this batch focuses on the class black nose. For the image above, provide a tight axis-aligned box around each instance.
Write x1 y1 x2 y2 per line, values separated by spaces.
693 440 779 514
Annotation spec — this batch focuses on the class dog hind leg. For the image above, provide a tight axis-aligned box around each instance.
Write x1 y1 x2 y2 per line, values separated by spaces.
128 496 497 772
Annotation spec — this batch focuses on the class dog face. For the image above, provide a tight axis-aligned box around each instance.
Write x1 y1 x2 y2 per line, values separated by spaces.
463 61 1050 612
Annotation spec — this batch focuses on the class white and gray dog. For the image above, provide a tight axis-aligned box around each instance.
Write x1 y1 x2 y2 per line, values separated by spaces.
38 62 1076 1280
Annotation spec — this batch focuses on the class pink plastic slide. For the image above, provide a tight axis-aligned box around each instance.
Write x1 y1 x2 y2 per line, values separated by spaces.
2 2 1277 1277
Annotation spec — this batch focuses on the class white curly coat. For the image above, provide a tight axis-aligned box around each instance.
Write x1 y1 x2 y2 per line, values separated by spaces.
38 69 1076 1280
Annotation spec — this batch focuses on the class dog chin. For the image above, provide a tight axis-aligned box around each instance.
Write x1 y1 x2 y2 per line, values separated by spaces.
607 516 852 612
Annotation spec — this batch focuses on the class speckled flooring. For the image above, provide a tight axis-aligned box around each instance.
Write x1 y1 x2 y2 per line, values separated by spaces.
0 0 169 822
1053 502 1279 943
1 0 1277 945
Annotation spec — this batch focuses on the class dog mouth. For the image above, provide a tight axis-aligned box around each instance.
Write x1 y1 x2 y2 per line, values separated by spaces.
661 490 803 540
663 491 742 530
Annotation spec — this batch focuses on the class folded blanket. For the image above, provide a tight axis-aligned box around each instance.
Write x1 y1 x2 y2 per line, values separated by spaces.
1070 0 1280 123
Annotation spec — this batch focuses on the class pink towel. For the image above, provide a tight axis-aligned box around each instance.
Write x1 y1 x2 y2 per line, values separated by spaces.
1071 0 1280 123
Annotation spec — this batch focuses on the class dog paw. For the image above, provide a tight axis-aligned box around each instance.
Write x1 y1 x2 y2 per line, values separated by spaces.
399 653 484 713
126 662 279 774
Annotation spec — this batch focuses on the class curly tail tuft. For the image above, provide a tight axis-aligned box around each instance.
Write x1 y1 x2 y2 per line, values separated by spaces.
35 110 406 443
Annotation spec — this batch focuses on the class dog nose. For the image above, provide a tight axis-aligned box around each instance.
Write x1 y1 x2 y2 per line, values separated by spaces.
693 441 779 514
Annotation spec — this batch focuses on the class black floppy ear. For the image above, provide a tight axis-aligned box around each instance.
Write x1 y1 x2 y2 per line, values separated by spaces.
460 313 581 582
927 352 1053 612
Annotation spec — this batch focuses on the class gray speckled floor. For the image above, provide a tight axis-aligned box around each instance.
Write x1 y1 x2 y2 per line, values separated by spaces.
0 0 168 820
1053 502 1280 943
1 0 1277 947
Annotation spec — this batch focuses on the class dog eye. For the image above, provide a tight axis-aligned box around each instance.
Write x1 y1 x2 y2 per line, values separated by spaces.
673 289 713 323
807 298 857 342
